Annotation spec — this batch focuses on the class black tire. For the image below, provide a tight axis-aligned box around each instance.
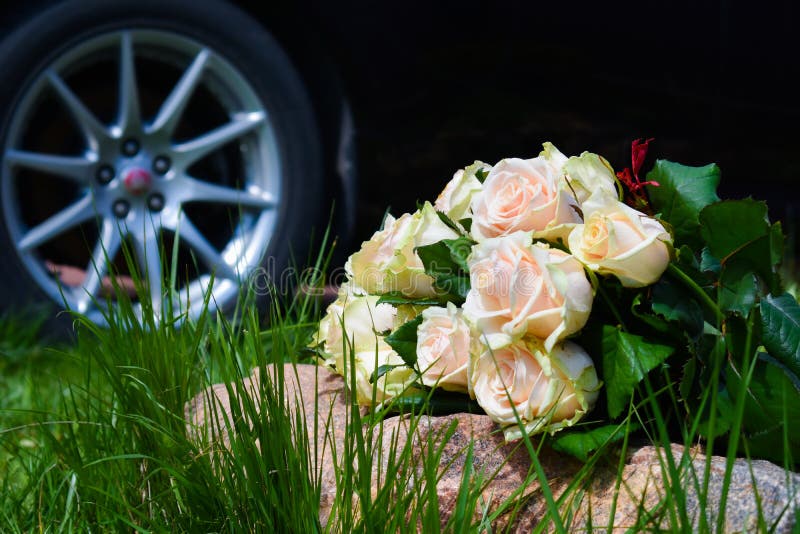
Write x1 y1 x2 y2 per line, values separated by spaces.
0 0 324 330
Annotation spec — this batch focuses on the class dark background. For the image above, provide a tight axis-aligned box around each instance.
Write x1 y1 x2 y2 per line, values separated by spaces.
2 0 798 255
278 0 799 256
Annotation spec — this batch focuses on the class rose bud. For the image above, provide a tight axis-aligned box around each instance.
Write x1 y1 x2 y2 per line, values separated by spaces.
416 302 474 393
568 192 672 288
347 202 458 297
316 294 416 404
434 161 488 222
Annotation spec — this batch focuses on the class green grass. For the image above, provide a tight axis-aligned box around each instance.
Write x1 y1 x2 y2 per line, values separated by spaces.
1 261 797 532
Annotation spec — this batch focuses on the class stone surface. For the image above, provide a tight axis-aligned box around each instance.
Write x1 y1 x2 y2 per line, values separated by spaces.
186 364 800 532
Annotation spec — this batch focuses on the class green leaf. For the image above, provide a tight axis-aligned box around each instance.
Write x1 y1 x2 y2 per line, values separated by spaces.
602 326 675 418
409 270 468 301
696 388 733 439
700 247 721 275
718 272 757 316
694 336 733 439
700 199 769 260
444 237 474 272
724 352 800 463
416 238 473 299
651 277 704 338
674 245 709 281
377 292 457 307
416 240 460 276
646 160 720 249
699 199 782 292
760 293 800 380
724 314 751 365
550 423 640 462
630 293 670 334
475 168 489 183
385 315 423 368
679 356 697 403
673 246 718 305
370 364 404 383
387 390 484 415
458 217 472 233
436 210 464 235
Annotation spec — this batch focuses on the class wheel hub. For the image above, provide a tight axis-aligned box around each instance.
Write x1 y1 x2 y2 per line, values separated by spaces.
122 166 153 195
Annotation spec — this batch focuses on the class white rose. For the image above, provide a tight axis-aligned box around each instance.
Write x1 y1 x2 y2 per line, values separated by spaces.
416 199 462 245
470 338 600 440
470 153 581 243
316 294 415 403
562 151 620 205
434 161 488 222
314 297 346 369
316 292 394 361
540 141 569 170
336 276 367 299
416 302 473 393
346 343 417 405
543 342 601 427
463 232 593 351
349 202 458 297
567 192 672 288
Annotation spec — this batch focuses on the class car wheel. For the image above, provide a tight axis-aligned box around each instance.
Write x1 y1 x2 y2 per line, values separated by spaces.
0 0 324 326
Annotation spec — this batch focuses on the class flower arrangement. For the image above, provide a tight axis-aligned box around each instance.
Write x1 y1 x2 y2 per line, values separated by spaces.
313 139 800 460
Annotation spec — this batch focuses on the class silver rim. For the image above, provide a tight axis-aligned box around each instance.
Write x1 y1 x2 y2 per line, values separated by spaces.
1 29 282 324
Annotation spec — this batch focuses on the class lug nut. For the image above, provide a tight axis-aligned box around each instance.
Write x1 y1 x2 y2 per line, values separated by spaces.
152 155 171 175
112 199 130 218
147 193 165 212
96 164 115 184
121 138 140 156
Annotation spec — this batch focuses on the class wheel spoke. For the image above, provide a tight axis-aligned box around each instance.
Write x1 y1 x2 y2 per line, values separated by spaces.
132 230 163 307
75 217 123 313
5 149 95 185
45 70 108 149
172 112 265 167
17 194 96 252
176 215 238 280
148 48 210 137
180 176 275 209
118 31 141 135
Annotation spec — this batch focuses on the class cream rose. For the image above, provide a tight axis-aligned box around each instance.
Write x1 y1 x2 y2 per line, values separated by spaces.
470 338 600 440
348 202 458 297
540 141 569 170
415 302 473 393
314 297 346 369
434 161 488 222
470 152 581 243
567 192 672 288
463 232 593 351
316 294 416 403
562 151 620 205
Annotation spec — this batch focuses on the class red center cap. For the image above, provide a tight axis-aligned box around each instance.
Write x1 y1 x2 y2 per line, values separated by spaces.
123 167 152 195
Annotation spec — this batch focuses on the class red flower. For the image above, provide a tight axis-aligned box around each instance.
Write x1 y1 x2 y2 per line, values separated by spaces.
617 138 660 193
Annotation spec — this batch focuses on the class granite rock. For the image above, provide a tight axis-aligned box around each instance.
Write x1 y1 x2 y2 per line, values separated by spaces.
186 364 800 532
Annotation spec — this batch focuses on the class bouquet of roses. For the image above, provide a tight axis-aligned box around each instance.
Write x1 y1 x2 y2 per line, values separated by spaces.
312 139 800 457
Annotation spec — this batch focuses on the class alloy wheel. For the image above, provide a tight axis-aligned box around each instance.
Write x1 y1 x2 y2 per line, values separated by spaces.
1 29 282 323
